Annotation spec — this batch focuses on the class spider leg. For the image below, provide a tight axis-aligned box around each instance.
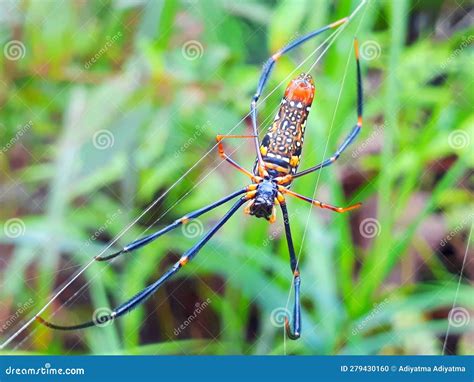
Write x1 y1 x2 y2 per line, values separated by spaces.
280 201 301 340
216 134 261 182
278 187 361 213
36 196 250 330
251 17 350 176
277 39 363 184
96 187 252 262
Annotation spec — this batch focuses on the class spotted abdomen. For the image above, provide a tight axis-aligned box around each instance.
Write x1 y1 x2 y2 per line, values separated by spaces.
259 73 315 177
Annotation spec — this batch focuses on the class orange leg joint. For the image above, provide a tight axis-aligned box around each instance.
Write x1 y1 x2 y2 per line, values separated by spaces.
215 134 260 181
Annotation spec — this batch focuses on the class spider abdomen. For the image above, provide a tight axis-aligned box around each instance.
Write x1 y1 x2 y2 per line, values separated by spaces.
259 73 315 177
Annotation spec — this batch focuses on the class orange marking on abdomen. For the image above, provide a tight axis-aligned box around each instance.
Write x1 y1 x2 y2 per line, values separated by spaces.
258 73 315 177
284 74 315 104
263 161 290 175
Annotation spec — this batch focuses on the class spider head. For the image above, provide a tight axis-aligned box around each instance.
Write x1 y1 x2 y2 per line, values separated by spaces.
249 180 277 220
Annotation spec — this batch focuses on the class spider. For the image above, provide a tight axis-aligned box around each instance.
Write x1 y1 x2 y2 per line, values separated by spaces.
37 13 363 340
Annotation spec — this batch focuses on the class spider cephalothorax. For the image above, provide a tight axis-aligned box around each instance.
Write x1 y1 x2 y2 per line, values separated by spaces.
245 179 278 221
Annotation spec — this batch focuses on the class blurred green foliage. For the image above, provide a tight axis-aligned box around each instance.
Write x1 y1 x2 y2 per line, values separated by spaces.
0 0 473 355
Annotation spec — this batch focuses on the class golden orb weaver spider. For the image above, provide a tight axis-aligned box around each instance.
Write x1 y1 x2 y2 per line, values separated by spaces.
37 11 364 341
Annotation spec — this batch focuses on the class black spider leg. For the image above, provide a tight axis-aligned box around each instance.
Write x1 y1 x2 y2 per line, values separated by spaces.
280 202 301 340
292 38 363 180
251 17 350 173
96 187 249 262
37 197 248 330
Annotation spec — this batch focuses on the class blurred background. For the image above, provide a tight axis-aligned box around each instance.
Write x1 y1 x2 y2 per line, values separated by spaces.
0 0 473 355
